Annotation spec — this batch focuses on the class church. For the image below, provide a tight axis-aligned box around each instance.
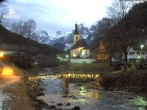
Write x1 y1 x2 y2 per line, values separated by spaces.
70 23 95 63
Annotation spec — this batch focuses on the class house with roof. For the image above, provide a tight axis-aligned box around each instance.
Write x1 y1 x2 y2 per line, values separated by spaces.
127 44 147 62
70 23 95 63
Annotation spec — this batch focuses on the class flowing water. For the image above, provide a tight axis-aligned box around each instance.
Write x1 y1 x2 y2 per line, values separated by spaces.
38 78 147 110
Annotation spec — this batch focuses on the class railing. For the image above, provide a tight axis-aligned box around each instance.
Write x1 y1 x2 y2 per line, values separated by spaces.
65 67 104 74
27 73 100 81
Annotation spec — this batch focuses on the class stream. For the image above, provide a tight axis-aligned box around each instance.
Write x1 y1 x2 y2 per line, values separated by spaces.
38 78 147 110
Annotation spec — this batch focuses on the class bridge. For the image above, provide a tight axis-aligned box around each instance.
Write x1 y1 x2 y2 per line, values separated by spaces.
27 73 100 81
26 69 101 94
27 67 103 81
27 72 101 94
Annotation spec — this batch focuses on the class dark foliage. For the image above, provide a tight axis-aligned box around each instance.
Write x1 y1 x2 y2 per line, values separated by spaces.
0 0 5 3
101 70 147 95
0 25 62 68
52 42 65 50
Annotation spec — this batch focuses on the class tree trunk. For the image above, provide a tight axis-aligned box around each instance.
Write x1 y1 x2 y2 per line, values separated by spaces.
124 51 128 71
109 53 112 66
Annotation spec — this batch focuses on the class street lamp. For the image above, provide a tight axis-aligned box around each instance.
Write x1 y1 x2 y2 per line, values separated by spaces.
66 55 69 58
138 44 144 62
141 44 144 49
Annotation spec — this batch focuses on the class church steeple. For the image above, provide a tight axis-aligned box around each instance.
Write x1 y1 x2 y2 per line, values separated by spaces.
74 22 79 35
73 22 80 45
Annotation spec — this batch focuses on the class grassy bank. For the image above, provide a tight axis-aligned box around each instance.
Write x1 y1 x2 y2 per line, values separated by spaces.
101 69 147 96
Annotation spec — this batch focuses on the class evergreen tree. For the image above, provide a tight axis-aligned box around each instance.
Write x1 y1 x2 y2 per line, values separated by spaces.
97 42 108 61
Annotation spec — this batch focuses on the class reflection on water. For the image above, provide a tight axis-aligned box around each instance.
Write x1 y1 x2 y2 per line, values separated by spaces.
39 78 147 110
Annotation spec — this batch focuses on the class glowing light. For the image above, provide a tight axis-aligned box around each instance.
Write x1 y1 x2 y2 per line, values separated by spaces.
1 67 13 76
79 99 86 102
138 55 141 59
0 51 4 57
140 44 144 49
68 73 71 77
73 54 76 57
66 55 69 58
82 51 85 55
28 73 100 81
79 86 87 96
80 87 84 91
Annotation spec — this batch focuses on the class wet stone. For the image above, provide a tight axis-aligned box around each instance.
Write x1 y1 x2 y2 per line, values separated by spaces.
45 105 56 109
68 95 78 99
55 108 63 110
57 103 63 106
65 102 71 106
62 95 68 98
72 106 80 110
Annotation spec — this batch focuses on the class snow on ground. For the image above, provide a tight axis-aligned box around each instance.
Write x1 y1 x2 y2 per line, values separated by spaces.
0 91 7 110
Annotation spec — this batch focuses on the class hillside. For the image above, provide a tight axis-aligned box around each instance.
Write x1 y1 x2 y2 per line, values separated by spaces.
116 2 147 41
0 24 61 68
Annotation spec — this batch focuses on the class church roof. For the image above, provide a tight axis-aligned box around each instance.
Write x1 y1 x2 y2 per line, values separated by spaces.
71 39 89 49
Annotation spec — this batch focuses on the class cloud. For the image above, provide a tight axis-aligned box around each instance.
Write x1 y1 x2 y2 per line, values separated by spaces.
6 0 112 33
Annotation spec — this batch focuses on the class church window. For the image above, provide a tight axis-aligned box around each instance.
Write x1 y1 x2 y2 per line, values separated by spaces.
76 36 78 40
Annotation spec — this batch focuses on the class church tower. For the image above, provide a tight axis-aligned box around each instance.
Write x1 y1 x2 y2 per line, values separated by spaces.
73 23 80 45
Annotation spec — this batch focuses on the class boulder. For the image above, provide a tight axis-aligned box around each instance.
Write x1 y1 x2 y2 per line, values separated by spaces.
57 103 63 106
65 103 71 106
72 106 80 110
45 105 56 109
68 95 78 99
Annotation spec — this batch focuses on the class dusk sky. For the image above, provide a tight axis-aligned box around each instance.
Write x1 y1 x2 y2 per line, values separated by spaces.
5 0 113 33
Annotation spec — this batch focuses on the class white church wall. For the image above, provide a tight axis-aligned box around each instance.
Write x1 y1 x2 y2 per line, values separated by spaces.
70 47 85 58
70 58 96 63
80 49 90 58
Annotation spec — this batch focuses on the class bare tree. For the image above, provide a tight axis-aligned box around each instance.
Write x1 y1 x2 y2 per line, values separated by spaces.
10 20 25 34
23 19 36 38
0 3 7 24
8 19 36 66
10 19 36 38
107 0 132 23
106 0 135 71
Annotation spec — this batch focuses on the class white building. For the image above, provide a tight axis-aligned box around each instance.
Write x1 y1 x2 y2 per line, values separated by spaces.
70 23 95 63
127 46 147 62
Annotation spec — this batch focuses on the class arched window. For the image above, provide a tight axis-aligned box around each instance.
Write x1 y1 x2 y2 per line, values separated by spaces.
76 36 78 40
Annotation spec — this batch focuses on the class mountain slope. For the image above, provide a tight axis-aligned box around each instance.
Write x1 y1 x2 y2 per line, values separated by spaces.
0 24 61 67
51 23 97 51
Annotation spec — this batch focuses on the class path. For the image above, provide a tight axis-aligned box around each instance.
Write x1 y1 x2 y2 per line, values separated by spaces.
0 61 34 110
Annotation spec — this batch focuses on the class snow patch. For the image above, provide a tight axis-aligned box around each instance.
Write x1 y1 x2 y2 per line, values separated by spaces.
49 32 71 41
0 91 9 110
64 43 73 51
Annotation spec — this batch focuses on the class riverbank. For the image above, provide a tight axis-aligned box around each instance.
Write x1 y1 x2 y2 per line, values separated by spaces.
25 78 55 110
0 64 34 110
101 69 147 97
